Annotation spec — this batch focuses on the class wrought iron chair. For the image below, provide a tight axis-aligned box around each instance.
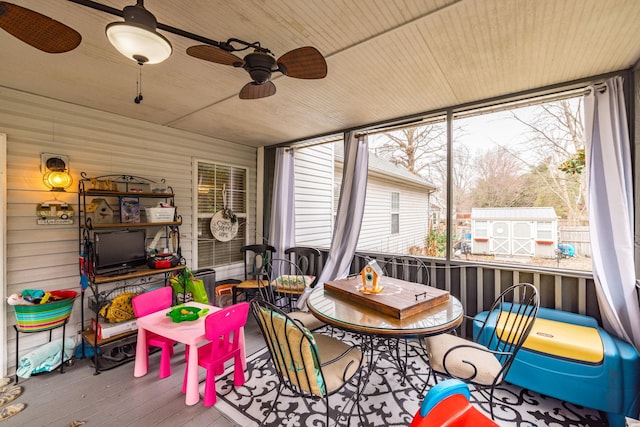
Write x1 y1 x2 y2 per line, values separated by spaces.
382 255 430 285
424 283 539 419
233 244 276 304
250 299 366 425
262 258 326 331
284 246 322 287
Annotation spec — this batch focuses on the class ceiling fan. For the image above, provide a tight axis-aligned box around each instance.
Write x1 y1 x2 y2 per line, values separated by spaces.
0 1 328 100
187 40 327 99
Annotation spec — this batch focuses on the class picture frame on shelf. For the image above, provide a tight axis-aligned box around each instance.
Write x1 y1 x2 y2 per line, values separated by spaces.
119 196 140 223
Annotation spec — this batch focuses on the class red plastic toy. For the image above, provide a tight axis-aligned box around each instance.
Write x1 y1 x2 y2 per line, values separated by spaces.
410 379 499 427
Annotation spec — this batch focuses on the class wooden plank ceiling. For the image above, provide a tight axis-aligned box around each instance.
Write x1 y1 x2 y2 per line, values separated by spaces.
1 0 639 147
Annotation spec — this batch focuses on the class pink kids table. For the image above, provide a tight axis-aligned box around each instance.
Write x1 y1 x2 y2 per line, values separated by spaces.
134 301 246 405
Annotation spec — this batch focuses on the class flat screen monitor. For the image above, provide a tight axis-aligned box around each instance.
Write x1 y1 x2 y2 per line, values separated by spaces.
94 230 147 274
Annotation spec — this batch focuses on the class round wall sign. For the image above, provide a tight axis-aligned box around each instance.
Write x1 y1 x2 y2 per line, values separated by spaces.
210 210 238 242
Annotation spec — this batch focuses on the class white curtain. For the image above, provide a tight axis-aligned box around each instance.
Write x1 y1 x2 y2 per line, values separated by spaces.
297 131 369 309
269 147 296 262
585 76 640 349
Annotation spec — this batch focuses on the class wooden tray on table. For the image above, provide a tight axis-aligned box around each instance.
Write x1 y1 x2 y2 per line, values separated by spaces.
324 276 450 319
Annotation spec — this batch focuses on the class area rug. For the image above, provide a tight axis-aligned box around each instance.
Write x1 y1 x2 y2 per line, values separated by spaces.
210 330 607 427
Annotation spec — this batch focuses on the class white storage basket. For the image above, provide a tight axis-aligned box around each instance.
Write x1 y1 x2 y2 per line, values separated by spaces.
146 207 176 222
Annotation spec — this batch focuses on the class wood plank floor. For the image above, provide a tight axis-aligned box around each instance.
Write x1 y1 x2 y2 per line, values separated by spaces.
11 315 633 427
5 315 265 427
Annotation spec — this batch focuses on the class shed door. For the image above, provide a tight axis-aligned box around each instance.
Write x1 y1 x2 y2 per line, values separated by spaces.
512 221 534 256
491 221 510 255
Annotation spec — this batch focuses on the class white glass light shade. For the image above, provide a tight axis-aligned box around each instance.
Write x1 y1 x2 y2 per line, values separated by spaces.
106 22 172 65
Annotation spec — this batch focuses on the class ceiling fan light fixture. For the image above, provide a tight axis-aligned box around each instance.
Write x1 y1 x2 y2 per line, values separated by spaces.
105 1 172 65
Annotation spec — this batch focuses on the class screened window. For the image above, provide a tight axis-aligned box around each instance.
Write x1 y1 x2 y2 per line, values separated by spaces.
452 94 589 270
368 120 446 256
290 90 589 271
195 161 247 269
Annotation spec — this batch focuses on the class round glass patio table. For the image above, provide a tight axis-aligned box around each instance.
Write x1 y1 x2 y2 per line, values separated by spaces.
306 282 464 338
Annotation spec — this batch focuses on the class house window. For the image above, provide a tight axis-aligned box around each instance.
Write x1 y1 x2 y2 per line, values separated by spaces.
474 221 488 238
431 212 438 229
537 221 553 240
391 192 399 234
195 161 247 269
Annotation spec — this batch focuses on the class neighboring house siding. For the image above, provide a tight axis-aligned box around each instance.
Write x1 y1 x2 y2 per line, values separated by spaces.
294 143 433 254
294 145 334 248
0 87 256 374
357 177 429 253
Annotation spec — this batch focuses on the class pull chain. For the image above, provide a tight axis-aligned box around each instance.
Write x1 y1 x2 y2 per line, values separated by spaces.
134 63 144 104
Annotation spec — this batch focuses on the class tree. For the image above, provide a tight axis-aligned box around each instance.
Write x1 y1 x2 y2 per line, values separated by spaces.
559 148 585 175
508 99 587 225
371 123 446 179
471 146 535 207
450 144 475 214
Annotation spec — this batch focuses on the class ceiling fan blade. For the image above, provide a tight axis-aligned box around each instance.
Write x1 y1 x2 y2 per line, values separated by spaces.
0 2 81 53
239 81 276 100
277 46 327 79
187 45 244 67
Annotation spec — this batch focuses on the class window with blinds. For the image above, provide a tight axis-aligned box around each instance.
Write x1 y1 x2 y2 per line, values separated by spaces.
196 161 247 269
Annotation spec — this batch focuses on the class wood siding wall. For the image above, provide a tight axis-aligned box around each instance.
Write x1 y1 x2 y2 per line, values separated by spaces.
0 87 257 374
357 178 429 253
294 145 334 247
293 144 431 253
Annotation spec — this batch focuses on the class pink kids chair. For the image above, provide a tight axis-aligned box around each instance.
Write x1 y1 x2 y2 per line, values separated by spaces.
183 302 249 407
132 287 177 379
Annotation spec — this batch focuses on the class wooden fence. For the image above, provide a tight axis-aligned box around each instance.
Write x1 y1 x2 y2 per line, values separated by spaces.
559 226 591 257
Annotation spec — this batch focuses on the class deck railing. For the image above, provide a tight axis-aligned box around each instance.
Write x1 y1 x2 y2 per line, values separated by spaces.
317 250 598 338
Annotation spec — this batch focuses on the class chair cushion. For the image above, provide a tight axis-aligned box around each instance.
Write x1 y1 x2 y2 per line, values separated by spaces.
272 275 315 293
288 311 326 331
313 334 363 394
257 308 325 396
425 333 503 385
521 318 604 363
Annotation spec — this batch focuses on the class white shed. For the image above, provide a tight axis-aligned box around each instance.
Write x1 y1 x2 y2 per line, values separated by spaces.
471 207 558 258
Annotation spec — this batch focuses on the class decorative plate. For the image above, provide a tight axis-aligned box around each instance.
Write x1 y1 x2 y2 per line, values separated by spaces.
210 210 239 242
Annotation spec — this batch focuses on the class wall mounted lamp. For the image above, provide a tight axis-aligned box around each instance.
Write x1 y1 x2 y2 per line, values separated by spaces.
41 153 73 192
105 0 172 65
